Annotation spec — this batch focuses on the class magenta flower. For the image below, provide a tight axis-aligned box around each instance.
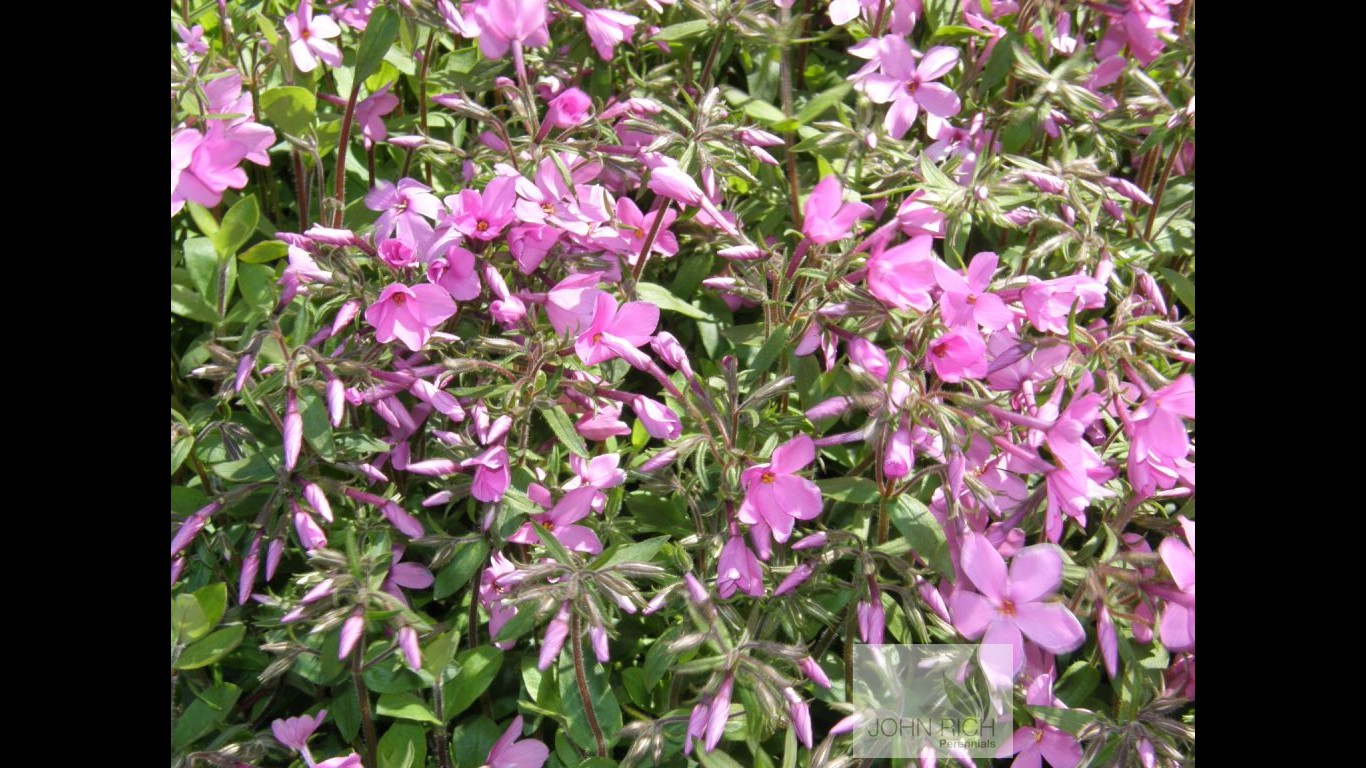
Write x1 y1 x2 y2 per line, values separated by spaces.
398 625 422 670
631 395 681 439
934 251 1013 330
284 0 344 73
866 235 940 311
997 673 1084 768
480 552 520 649
857 38 962 139
461 445 511 502
615 197 678 262
717 535 764 598
486 715 549 768
538 603 571 670
339 611 365 659
448 175 519 241
1021 274 1107 334
949 533 1085 688
315 755 364 768
472 0 550 59
170 128 249 214
509 486 604 554
574 292 659 366
355 83 400 148
366 178 443 244
1156 518 1195 652
737 435 824 543
545 271 606 335
365 283 456 352
802 175 874 245
927 328 988 383
575 402 631 441
575 3 640 61
272 709 326 762
427 244 481 300
543 87 593 130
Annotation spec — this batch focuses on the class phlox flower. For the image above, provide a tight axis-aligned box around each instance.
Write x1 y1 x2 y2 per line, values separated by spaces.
486 715 549 768
285 0 343 73
509 486 604 553
574 292 659 366
802 175 873 245
737 435 823 543
854 38 962 139
364 283 456 351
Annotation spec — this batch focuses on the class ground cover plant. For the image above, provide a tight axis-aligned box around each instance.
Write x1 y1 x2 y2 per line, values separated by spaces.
170 1 1195 766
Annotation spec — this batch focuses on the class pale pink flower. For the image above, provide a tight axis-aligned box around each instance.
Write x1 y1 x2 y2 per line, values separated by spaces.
574 293 659 366
285 0 343 73
486 715 549 768
802 175 873 245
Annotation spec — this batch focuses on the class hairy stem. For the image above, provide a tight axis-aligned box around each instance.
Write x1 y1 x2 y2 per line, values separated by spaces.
571 611 608 758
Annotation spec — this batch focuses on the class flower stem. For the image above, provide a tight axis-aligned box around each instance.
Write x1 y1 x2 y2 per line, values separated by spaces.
570 610 608 758
353 648 378 768
332 76 364 227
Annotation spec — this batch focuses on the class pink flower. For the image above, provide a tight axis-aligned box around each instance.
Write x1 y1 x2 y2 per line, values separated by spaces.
575 293 659 366
398 625 422 670
271 709 326 760
339 611 365 659
480 552 520 649
866 235 940 311
949 533 1086 688
461 445 511 502
717 535 764 598
799 655 831 688
508 486 604 553
934 251 1013 330
538 604 571 670
315 755 364 768
448 175 520 241
366 178 443 244
284 0 343 73
615 198 678 262
427 244 482 300
1156 518 1195 652
365 283 457 351
1021 274 1107 334
784 687 813 748
486 715 549 768
544 87 593 130
576 402 632 440
545 272 606 335
737 435 824 543
802 175 874 245
472 0 550 59
998 673 1084 768
631 395 681 439
856 38 962 139
578 4 640 61
170 128 250 215
927 328 989 382
355 83 400 148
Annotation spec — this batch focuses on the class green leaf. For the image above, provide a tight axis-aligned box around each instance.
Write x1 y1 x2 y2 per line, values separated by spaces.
795 82 851 125
175 625 246 669
183 237 218 298
254 11 281 47
889 495 953 576
450 716 501 768
653 19 710 41
441 647 503 720
211 453 276 482
919 155 958 193
749 326 789 377
262 86 317 136
1055 660 1100 707
1158 268 1195 313
557 653 622 752
171 683 239 750
193 582 228 630
237 262 277 314
433 540 488 599
172 435 194 475
636 281 715 321
539 406 590 458
1026 705 1096 736
696 747 747 768
355 6 401 85
724 87 787 123
378 723 427 768
213 195 259 258
816 477 880 504
185 201 219 237
422 631 460 678
376 692 443 724
298 387 335 459
172 593 209 646
240 240 288 263
331 688 362 743
592 535 670 570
